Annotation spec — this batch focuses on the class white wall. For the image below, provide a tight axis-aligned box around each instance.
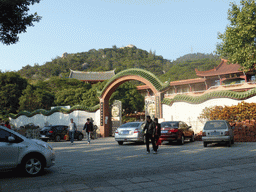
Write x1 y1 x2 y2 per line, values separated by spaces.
162 96 256 134
10 95 256 135
10 110 100 131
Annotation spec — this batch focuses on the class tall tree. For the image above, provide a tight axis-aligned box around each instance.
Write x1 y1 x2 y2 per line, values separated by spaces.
0 0 42 45
0 72 27 115
216 0 256 71
19 85 54 112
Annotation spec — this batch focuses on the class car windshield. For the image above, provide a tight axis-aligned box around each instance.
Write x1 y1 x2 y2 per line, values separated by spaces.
161 122 179 128
204 121 227 130
120 123 140 128
41 126 51 131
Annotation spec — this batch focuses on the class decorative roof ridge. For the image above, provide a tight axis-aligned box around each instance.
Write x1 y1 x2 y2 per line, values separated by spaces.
70 69 115 74
195 58 241 76
195 66 217 75
215 59 225 71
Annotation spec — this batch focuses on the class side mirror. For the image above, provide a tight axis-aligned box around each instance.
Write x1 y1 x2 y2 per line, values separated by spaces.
8 136 15 142
188 126 192 129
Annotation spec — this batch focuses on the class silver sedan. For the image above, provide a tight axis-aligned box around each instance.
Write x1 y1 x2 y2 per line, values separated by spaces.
0 126 55 176
115 122 145 145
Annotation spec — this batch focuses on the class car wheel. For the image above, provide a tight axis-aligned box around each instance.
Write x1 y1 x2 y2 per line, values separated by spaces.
55 135 61 142
77 134 83 141
21 156 44 176
227 140 231 147
118 141 123 145
190 135 195 142
231 139 234 144
178 135 184 145
203 142 207 147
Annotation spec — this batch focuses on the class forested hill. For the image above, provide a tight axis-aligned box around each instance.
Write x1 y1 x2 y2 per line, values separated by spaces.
18 45 170 80
159 53 221 82
17 45 221 82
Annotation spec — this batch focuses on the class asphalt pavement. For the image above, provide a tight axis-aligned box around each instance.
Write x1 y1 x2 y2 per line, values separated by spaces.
1 138 256 192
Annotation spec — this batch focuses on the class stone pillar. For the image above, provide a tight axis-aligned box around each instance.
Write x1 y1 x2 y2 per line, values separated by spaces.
155 92 163 119
99 99 111 137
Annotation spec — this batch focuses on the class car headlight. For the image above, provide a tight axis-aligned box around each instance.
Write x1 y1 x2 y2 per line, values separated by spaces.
36 141 53 150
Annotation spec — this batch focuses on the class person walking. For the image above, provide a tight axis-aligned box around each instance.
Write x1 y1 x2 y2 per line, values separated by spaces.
154 118 161 152
83 118 93 144
68 118 77 144
143 115 157 154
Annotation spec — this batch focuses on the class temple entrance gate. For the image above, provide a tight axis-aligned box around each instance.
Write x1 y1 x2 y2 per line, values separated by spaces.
98 68 168 137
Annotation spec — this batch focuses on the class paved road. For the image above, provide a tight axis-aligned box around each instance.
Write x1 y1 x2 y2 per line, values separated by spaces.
1 138 256 192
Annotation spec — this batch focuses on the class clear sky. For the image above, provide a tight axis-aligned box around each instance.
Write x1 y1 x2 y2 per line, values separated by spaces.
0 0 240 72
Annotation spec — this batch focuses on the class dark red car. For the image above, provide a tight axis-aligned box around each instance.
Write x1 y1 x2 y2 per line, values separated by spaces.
159 121 194 145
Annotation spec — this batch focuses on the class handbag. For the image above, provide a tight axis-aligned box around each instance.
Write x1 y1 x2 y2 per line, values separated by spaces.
156 139 162 146
64 134 69 141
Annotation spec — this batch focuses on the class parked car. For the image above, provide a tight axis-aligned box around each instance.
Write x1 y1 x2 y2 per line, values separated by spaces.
202 120 234 147
0 125 55 176
40 125 84 142
115 122 145 145
159 121 194 145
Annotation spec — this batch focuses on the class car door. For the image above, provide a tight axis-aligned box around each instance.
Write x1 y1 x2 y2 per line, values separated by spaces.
58 126 66 139
0 128 20 169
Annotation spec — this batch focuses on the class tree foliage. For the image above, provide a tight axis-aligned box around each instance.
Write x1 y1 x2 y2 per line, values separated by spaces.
19 85 54 112
198 102 256 123
0 0 42 45
159 53 220 82
0 72 27 117
216 0 256 71
109 82 144 114
17 45 221 84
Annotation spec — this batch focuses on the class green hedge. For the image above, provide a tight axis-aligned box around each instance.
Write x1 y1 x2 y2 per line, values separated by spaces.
9 104 100 119
162 88 256 106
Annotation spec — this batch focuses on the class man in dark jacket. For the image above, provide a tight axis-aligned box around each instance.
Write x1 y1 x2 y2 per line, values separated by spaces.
143 115 157 154
83 118 93 144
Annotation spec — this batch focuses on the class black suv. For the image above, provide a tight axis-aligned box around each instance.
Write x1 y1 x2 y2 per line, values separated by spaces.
40 125 84 142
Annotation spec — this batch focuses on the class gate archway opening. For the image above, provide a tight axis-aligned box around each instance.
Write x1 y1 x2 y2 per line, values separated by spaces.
98 68 167 137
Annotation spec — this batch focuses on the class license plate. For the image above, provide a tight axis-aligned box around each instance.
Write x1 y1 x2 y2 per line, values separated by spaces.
161 130 168 133
41 135 45 137
122 131 129 135
211 132 220 135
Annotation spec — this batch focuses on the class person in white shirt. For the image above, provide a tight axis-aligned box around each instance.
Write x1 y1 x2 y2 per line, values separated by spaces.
69 118 77 144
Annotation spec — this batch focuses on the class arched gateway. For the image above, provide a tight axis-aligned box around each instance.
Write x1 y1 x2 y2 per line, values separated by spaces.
98 68 169 137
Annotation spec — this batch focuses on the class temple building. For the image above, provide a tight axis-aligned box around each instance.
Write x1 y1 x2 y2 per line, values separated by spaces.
69 69 115 84
137 59 256 98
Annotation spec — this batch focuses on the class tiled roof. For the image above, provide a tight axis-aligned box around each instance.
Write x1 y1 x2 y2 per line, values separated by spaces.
195 59 241 77
69 69 115 81
169 78 206 86
136 78 206 90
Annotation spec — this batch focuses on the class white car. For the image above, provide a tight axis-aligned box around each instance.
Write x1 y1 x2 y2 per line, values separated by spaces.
115 122 145 145
202 120 234 147
0 125 55 176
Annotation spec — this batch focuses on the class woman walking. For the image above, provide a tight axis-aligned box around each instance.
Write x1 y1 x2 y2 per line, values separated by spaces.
154 118 161 152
